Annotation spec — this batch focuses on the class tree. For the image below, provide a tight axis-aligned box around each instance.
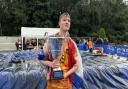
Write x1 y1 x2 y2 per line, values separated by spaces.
98 27 106 38
0 0 128 44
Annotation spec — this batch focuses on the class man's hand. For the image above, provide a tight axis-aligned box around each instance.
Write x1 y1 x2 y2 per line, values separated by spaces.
63 72 68 79
52 60 60 68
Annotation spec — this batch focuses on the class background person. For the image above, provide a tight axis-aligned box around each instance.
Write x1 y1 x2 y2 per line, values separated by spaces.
15 38 22 50
94 36 104 55
87 37 93 53
95 36 104 45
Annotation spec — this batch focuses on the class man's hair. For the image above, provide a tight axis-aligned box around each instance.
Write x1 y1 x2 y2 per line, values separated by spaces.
59 12 70 21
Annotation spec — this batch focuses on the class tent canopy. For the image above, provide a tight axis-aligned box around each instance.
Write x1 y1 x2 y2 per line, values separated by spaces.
21 27 60 50
21 27 59 38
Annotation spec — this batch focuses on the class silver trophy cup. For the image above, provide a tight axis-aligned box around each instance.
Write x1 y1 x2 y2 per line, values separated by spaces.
48 36 65 80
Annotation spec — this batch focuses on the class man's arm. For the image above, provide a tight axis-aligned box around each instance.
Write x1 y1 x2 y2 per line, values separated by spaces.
64 60 78 78
64 40 79 78
40 60 53 67
39 41 53 67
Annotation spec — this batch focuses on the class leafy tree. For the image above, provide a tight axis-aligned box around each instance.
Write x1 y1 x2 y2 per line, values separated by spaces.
123 32 128 42
0 0 128 44
98 27 106 38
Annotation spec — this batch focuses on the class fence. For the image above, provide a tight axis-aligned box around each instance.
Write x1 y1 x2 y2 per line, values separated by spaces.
0 36 21 51
77 44 128 58
103 45 128 58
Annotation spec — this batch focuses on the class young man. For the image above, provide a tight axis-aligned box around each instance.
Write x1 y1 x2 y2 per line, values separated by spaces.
40 12 79 89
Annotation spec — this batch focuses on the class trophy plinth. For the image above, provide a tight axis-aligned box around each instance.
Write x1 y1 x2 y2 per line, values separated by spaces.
48 36 65 80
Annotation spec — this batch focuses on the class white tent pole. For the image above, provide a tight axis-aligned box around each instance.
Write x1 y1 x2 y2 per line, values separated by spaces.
22 36 23 50
37 38 38 50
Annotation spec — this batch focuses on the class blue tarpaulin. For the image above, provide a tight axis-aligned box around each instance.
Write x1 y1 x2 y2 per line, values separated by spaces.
0 49 128 89
77 44 128 58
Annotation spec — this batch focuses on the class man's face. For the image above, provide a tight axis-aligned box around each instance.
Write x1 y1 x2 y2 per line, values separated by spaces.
59 16 71 32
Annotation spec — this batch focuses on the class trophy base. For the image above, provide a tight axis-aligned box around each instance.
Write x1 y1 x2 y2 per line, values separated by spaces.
52 70 64 80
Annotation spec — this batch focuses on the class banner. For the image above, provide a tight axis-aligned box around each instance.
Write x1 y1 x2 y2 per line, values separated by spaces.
95 45 128 58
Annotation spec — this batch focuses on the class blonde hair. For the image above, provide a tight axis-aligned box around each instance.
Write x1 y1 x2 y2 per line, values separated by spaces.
59 12 70 21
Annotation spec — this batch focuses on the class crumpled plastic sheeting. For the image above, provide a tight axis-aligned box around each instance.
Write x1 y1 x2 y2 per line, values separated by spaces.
0 70 47 89
0 50 47 89
0 50 128 89
79 53 128 89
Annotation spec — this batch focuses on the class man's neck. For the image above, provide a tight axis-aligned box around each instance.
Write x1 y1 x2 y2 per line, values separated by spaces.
59 30 68 37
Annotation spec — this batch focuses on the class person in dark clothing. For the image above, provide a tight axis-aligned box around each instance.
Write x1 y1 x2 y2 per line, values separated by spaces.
95 36 104 45
15 39 22 50
103 38 109 45
15 42 18 50
94 36 104 55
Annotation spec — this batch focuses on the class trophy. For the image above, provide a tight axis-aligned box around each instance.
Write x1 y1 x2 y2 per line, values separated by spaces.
48 36 65 80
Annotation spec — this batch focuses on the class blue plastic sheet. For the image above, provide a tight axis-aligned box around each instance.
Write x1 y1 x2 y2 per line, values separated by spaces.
81 54 128 89
0 70 47 89
0 49 128 89
77 43 88 51
77 44 128 58
95 45 128 58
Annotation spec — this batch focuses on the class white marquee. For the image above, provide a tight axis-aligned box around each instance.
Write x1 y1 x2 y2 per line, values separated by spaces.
21 27 59 50
21 27 59 37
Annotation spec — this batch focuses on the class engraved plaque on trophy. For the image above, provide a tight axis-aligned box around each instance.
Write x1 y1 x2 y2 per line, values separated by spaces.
48 36 65 80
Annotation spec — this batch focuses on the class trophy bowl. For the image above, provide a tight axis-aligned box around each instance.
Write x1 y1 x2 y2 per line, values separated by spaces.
48 36 65 80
